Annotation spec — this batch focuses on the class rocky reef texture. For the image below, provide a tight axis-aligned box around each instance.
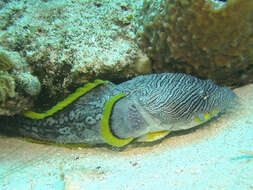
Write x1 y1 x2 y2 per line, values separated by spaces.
0 46 40 115
0 0 150 115
135 0 253 86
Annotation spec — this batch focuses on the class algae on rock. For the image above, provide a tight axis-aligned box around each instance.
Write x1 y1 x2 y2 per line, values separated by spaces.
135 0 253 86
1 0 148 94
0 51 15 103
0 0 150 116
0 71 15 102
0 51 15 71
0 49 41 115
16 72 41 96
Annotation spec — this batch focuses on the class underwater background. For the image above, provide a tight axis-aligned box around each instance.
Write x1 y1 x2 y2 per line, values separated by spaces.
0 0 253 189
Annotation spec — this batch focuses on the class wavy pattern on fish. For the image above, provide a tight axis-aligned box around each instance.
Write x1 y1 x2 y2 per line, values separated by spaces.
0 73 237 147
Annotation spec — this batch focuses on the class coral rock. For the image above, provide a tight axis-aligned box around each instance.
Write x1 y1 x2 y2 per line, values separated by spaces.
135 0 253 86
0 71 15 102
16 72 41 96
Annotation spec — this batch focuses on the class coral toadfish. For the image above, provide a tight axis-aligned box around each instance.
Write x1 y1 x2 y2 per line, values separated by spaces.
2 73 237 147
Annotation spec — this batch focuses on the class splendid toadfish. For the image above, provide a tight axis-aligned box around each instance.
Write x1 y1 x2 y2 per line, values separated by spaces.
1 73 237 147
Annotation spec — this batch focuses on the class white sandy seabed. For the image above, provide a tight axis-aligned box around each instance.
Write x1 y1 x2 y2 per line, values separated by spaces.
0 85 252 190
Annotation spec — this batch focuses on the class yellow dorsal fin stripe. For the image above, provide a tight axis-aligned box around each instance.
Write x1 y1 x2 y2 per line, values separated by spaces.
101 93 134 147
24 80 108 119
136 130 170 142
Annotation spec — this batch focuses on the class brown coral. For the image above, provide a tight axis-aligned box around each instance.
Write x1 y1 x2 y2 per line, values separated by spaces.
135 0 253 86
0 71 15 102
0 51 15 71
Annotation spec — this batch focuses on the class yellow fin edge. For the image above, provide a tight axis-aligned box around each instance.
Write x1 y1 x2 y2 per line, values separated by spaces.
136 130 170 142
211 109 220 116
24 137 94 148
101 93 134 147
204 113 211 121
23 80 108 119
194 116 204 124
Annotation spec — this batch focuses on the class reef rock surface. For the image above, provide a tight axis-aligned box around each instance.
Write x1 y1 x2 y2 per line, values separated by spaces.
135 0 253 86
0 0 150 115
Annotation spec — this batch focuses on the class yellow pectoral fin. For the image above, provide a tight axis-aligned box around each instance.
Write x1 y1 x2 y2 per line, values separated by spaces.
101 94 134 147
211 109 220 117
24 80 108 119
194 116 204 124
194 112 212 124
136 130 170 142
204 112 211 121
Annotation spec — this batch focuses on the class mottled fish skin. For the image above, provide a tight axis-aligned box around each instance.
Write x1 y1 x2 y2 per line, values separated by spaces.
6 82 115 144
1 73 237 146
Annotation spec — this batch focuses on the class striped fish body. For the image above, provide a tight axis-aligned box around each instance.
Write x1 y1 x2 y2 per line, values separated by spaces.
109 73 237 140
2 73 237 147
